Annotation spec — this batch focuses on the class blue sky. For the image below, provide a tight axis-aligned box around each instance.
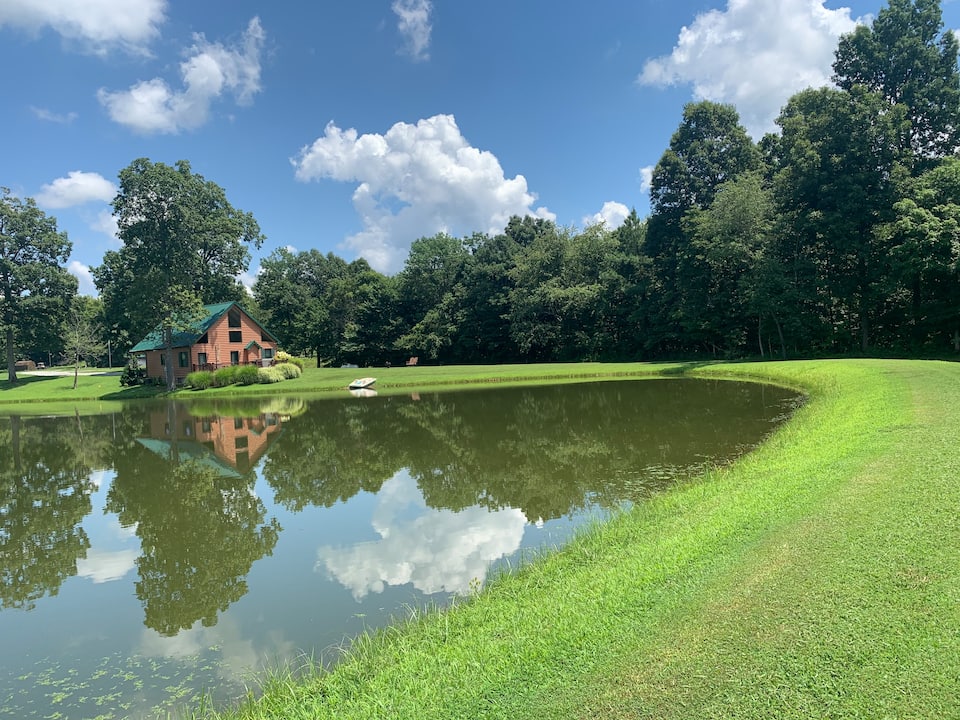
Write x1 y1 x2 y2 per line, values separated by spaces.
3 0 958 295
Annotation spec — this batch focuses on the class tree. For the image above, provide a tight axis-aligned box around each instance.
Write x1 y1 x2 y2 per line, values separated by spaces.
98 159 263 389
772 86 909 352
63 298 106 389
833 0 960 168
0 188 76 382
645 102 760 354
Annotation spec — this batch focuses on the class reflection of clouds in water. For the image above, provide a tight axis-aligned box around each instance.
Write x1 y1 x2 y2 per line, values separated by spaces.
138 615 298 683
316 471 527 599
77 548 138 583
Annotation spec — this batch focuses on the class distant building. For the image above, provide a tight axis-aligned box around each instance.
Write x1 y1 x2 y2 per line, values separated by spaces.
129 302 279 384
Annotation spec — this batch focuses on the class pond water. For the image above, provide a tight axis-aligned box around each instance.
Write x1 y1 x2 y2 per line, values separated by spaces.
0 379 800 719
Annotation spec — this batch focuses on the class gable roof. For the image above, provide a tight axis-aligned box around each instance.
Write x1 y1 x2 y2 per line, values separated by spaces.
129 301 278 353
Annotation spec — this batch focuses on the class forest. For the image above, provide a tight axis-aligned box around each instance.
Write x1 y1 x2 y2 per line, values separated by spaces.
3 0 960 371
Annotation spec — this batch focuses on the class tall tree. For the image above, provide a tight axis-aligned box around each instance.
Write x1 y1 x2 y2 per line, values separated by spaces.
833 0 960 168
645 102 760 354
97 159 263 389
63 298 106 389
0 188 75 382
772 86 908 352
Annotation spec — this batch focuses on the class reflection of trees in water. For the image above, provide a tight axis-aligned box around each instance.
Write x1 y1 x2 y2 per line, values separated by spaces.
0 413 120 610
263 380 797 522
107 402 281 636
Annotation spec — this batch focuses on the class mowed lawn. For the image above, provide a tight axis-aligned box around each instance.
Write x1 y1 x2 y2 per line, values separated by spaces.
186 359 960 720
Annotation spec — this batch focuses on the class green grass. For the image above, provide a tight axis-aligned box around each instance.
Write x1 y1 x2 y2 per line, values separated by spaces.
0 361 686 411
180 359 959 719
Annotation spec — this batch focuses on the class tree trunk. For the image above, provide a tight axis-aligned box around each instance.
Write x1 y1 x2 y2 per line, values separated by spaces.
164 325 176 391
757 315 764 358
5 325 17 383
774 315 787 359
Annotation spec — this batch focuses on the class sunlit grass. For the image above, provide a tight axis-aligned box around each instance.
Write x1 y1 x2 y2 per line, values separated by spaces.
182 359 960 719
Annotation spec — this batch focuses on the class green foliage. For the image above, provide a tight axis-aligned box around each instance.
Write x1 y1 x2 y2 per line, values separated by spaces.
274 362 301 379
213 366 240 387
256 366 285 383
0 188 76 382
119 362 146 387
274 351 304 369
184 371 214 390
234 365 260 385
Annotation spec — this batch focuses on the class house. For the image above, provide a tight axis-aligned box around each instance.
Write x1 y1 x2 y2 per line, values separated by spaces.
129 301 279 384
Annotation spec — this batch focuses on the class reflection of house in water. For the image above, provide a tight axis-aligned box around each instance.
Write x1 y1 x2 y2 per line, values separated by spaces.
138 409 283 476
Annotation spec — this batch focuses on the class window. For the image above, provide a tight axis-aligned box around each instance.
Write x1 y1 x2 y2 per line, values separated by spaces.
228 308 241 328
263 348 274 359
230 350 239 365
178 351 189 368
234 417 244 430
197 352 207 366
159 353 165 366
201 420 212 433
235 435 249 450
229 331 242 343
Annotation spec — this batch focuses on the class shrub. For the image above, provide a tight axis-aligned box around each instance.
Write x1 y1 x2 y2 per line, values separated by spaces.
120 362 146 386
275 351 305 369
275 362 302 379
213 365 239 387
257 366 285 383
184 370 213 390
235 364 261 386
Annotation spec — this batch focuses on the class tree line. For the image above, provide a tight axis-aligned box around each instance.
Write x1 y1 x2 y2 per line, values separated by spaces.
3 0 960 376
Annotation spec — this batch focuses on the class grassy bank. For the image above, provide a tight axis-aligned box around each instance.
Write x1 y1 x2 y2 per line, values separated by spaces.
186 359 959 719
0 362 685 411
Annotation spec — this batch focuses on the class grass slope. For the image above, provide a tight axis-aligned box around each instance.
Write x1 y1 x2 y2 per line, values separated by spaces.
192 359 959 719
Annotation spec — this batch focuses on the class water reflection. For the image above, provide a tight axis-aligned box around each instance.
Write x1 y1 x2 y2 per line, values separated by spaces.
316 470 528 598
0 379 800 718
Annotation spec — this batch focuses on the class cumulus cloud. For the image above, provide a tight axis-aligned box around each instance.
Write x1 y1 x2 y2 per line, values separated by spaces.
316 471 528 599
92 209 120 240
0 0 166 54
584 201 630 229
98 16 265 134
393 0 432 61
292 114 554 273
36 171 116 208
639 0 863 137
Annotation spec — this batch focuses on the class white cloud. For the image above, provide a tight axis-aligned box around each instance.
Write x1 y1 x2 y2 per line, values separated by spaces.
0 0 166 54
69 260 97 296
640 165 654 195
316 471 528 599
393 0 432 61
292 114 555 273
30 106 78 124
36 171 116 208
639 0 863 137
584 201 630 229
98 16 265 134
77 548 137 583
92 209 120 240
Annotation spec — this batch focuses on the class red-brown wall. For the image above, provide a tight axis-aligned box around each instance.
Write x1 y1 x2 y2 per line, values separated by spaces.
143 307 278 382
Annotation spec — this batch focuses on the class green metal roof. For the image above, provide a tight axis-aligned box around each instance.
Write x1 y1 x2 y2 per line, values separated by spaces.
129 301 277 353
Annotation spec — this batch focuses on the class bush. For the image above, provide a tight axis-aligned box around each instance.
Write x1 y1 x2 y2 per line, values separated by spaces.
213 365 239 387
275 351 305 369
184 370 213 390
275 362 302 379
235 365 261 385
257 366 285 383
120 362 146 387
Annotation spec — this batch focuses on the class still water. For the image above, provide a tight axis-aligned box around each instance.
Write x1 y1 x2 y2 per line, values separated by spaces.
0 379 799 719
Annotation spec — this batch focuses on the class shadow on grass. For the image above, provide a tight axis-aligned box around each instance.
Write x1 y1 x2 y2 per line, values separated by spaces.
659 360 720 376
0 374 61 392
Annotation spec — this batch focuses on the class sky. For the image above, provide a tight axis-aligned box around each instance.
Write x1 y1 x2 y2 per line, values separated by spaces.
3 0 959 296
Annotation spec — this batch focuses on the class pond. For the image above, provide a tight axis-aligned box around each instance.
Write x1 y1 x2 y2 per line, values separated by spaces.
0 378 800 719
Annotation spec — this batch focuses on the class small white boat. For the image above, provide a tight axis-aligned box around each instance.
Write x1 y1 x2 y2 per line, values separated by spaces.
348 377 376 390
